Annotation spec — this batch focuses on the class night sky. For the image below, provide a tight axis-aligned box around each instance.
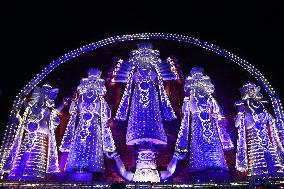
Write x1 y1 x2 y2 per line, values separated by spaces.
1 2 284 141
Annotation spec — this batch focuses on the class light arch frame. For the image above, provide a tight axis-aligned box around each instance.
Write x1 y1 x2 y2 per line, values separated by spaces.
1 33 283 174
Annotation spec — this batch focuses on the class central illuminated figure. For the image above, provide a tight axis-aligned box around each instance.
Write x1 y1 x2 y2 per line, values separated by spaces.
111 43 180 182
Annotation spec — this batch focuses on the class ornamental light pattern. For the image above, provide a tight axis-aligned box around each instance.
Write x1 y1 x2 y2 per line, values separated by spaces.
0 33 283 183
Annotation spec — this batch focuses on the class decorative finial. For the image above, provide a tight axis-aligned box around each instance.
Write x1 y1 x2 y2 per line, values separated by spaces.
189 67 204 78
42 82 52 89
137 42 153 50
87 68 102 78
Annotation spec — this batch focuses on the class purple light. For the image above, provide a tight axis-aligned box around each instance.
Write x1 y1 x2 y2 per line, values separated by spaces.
1 33 283 181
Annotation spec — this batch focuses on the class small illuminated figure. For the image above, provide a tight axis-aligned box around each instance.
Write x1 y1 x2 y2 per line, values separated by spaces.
62 69 116 175
235 81 284 178
6 83 65 180
175 67 234 174
109 43 181 182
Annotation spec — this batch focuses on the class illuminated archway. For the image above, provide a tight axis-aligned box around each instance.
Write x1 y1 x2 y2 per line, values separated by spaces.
1 33 283 175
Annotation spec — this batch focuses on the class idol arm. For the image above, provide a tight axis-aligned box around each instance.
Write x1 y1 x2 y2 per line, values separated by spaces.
160 152 186 180
156 69 177 121
2 102 33 173
162 96 190 179
59 98 78 152
101 97 116 153
175 96 191 153
211 97 234 150
152 62 177 121
46 108 61 173
115 68 135 121
1 110 24 173
106 152 134 181
47 97 68 173
234 101 248 173
267 114 284 164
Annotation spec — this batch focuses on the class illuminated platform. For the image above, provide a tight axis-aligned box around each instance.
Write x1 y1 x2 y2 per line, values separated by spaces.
0 179 284 189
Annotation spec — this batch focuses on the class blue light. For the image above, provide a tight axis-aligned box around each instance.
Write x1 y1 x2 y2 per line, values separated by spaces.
113 43 176 145
0 33 283 182
63 69 115 174
235 81 284 177
175 67 234 172
6 84 61 180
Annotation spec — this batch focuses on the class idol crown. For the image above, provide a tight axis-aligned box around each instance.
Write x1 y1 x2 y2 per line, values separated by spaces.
87 68 102 78
137 42 153 50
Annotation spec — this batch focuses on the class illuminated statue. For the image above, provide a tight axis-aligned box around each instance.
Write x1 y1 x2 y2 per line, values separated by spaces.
63 69 116 175
112 43 176 145
110 43 181 182
175 67 234 174
114 43 177 145
235 81 284 178
6 83 65 180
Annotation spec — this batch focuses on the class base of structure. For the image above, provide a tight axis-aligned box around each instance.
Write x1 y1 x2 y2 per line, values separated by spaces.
132 144 160 182
1 179 283 188
63 172 93 182
192 170 229 182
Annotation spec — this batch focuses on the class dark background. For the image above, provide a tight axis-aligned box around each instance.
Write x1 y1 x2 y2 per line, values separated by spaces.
1 1 283 159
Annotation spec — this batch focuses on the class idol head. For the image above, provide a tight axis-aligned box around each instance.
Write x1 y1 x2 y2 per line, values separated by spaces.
87 68 102 80
186 67 214 95
41 82 53 94
130 42 160 66
240 81 263 100
137 42 153 50
40 82 54 104
48 88 59 102
190 67 204 79
30 86 41 100
137 42 153 61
